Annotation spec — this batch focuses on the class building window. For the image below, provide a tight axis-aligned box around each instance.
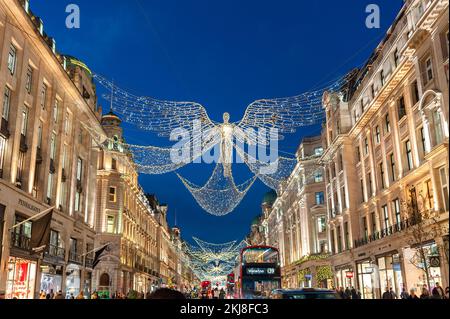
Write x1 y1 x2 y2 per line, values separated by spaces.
425 57 434 82
371 212 377 234
385 113 391 133
371 84 375 99
7 45 17 75
64 114 71 135
315 192 324 205
106 215 115 233
317 216 326 233
344 222 350 250
41 84 47 110
314 170 323 183
380 162 386 189
398 96 406 120
46 173 53 203
111 158 117 170
375 126 381 144
50 133 57 160
314 147 324 156
20 107 28 136
2 86 11 121
25 66 33 94
109 187 117 202
363 216 369 238
360 179 366 203
0 136 6 177
389 153 396 182
368 173 373 197
394 48 400 67
53 100 59 123
425 179 434 211
439 167 449 212
16 151 25 186
337 226 342 253
37 123 43 149
364 138 369 155
418 127 426 159
32 161 40 198
411 81 420 105
405 140 413 171
432 109 444 146
393 198 401 225
382 205 390 229
356 146 361 163
380 70 385 86
76 158 83 182
341 187 347 209
339 152 343 172
74 191 82 212
330 229 336 254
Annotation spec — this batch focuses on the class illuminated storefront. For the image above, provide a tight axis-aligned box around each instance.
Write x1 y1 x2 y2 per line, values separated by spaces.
6 257 37 299
40 265 63 295
65 265 81 298
377 253 404 296
335 265 355 289
403 242 443 291
356 260 376 299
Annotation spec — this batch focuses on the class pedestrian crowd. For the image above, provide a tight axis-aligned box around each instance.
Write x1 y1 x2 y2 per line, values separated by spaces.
381 282 449 300
336 286 362 299
333 282 449 300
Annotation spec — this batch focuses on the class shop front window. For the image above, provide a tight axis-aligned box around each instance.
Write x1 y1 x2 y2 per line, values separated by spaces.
377 254 404 298
357 261 376 299
403 243 443 293
65 266 81 298
6 257 37 299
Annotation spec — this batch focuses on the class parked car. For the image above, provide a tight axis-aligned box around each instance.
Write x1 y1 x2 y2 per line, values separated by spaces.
269 288 341 299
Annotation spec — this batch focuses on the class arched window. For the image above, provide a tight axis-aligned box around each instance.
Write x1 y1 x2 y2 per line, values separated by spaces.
99 273 110 287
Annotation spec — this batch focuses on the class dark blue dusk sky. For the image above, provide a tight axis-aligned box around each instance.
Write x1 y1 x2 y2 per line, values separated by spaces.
32 0 403 245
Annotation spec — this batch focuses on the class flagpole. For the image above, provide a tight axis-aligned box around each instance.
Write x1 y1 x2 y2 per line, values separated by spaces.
80 242 111 257
8 206 55 231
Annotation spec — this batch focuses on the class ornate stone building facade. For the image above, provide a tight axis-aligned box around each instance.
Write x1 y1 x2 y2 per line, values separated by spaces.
0 0 103 299
92 112 161 295
0 0 198 299
253 137 330 289
322 0 449 298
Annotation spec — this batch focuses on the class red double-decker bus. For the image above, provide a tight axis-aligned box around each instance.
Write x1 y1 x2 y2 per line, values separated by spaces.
236 246 281 299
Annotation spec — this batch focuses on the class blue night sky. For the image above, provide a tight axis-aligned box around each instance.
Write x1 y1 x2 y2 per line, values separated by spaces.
32 0 403 245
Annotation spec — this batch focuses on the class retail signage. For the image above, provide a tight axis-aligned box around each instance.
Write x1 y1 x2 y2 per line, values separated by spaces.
429 256 440 268
345 271 354 278
304 274 312 280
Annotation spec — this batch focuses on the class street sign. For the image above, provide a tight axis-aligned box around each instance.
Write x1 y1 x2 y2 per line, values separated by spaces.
304 274 312 280
346 271 354 278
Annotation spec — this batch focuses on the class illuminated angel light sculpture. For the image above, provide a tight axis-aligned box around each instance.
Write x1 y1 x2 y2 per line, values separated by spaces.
92 74 345 216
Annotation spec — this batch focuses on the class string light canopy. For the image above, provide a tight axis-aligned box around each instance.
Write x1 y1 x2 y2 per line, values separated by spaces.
185 237 247 282
92 74 346 216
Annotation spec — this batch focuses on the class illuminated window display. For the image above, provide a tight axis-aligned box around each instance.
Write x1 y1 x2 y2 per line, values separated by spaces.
357 261 376 299
65 266 81 298
377 254 404 297
6 257 37 299
335 266 354 289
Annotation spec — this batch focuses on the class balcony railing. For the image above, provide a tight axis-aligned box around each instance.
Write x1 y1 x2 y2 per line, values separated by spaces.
11 232 31 250
68 251 83 264
45 244 65 261
354 216 420 248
